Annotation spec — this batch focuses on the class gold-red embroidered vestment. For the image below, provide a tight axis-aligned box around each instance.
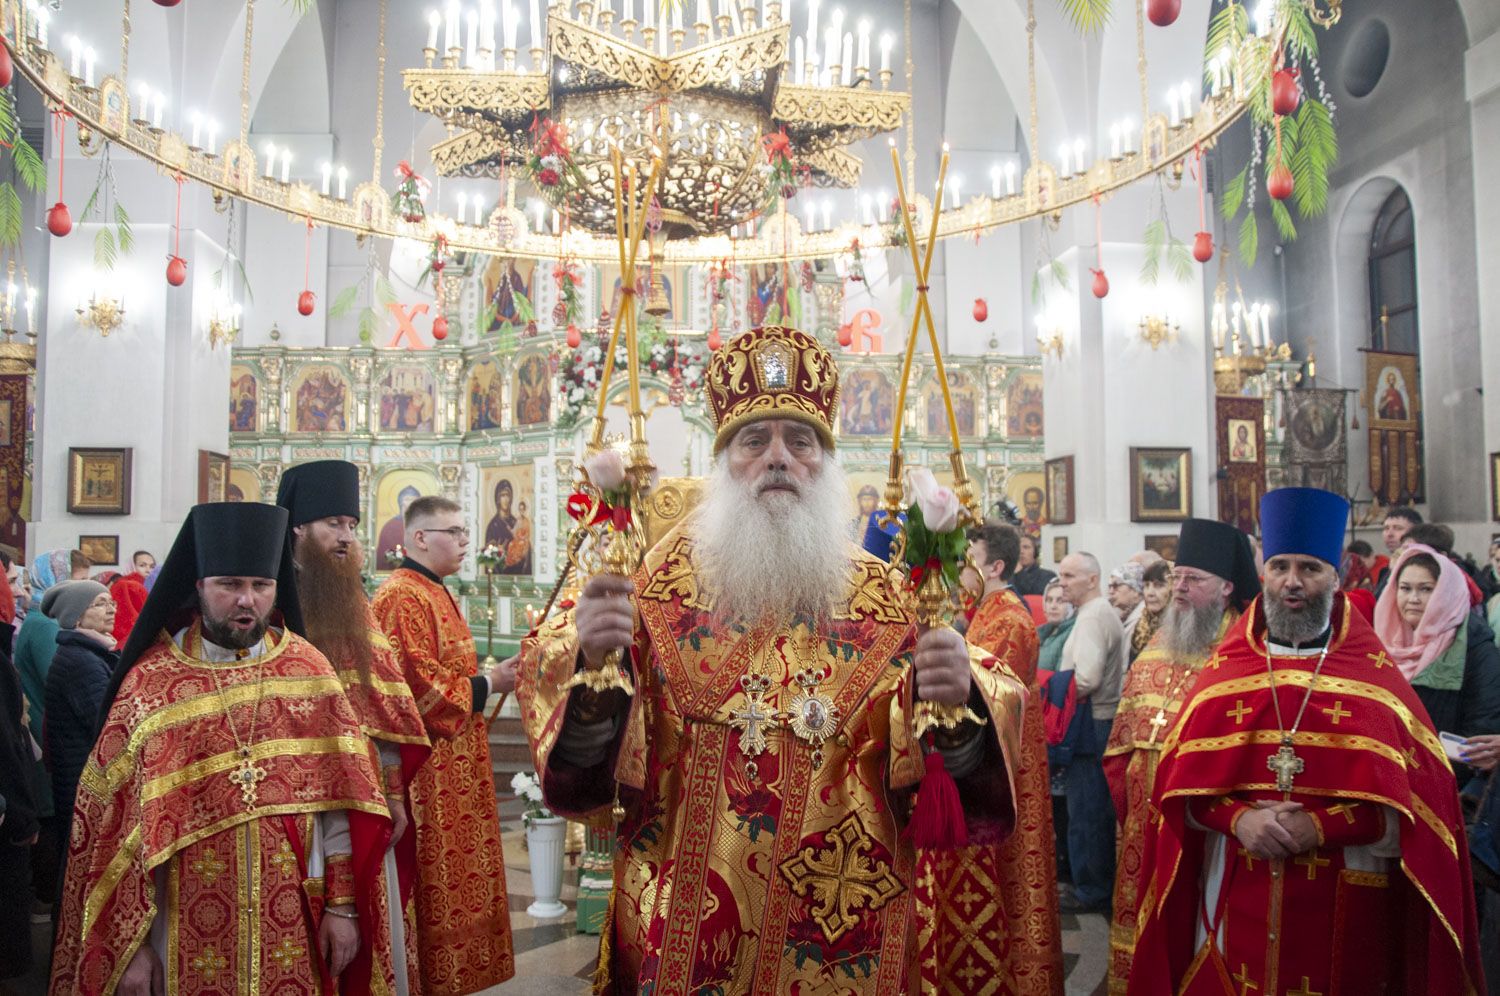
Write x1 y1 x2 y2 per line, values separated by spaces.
518 529 1027 995
1100 612 1235 995
49 622 391 995
372 567 514 996
915 587 1063 995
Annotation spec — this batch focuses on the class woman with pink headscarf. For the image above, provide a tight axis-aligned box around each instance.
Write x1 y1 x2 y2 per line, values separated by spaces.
1375 543 1500 755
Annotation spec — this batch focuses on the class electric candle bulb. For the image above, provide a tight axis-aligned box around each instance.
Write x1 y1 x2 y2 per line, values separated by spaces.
474 198 485 225
856 20 869 69
427 9 441 49
35 9 48 49
152 92 164 129
822 199 832 230
1073 138 1085 172
1181 81 1194 119
1110 123 1121 159
263 143 276 178
67 35 80 77
841 31 853 85
190 111 202 148
1057 144 1070 176
880 32 893 73
446 0 461 50
861 193 873 224
321 161 332 196
280 151 291 185
990 165 1000 199
206 120 220 155
337 166 348 200
83 46 96 87
1121 118 1134 154
457 191 469 221
530 0 542 51
1168 88 1181 127
466 9 479 66
1005 160 1017 195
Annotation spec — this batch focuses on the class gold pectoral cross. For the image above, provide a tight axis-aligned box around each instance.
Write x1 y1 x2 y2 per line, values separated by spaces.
229 752 268 809
1147 708 1169 743
1266 737 1304 794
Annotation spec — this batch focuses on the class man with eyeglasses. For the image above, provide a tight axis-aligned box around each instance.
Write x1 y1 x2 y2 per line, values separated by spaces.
372 495 516 995
1101 518 1260 994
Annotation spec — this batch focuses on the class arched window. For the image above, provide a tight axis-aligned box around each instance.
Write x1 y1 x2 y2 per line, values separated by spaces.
1368 187 1417 353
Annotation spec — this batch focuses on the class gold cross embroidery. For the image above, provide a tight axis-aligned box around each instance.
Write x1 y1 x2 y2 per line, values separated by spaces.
269 937 306 972
1232 963 1260 994
1286 977 1324 996
1402 747 1419 768
190 849 227 886
1367 650 1392 670
269 840 298 878
1205 651 1229 670
778 813 903 942
1326 802 1358 824
191 946 227 983
1294 852 1331 880
1321 700 1351 725
1226 699 1252 724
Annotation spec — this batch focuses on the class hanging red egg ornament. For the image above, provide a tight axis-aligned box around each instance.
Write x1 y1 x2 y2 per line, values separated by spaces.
1193 231 1214 263
431 315 449 341
297 290 316 316
1146 0 1181 27
707 329 722 351
565 324 582 348
165 256 187 286
0 43 13 88
1267 163 1294 201
972 298 988 323
1091 269 1110 299
152 0 184 6
837 324 853 347
1271 69 1301 117
47 202 72 237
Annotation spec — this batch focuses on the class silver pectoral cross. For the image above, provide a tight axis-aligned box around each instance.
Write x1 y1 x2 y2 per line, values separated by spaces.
1266 737 1304 794
729 673 778 759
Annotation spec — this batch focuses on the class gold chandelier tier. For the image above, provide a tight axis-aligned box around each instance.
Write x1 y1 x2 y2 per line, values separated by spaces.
404 11 907 240
2 0 1278 265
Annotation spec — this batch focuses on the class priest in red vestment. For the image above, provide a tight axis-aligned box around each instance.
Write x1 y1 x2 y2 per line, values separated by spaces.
518 325 1028 994
50 501 394 996
278 461 432 994
1128 487 1484 995
912 520 1063 995
372 495 516 996
1102 517 1260 994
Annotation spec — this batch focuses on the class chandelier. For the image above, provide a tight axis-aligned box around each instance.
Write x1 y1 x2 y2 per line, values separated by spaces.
404 1 907 243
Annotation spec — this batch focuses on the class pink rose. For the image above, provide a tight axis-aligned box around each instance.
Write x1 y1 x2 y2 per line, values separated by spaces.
908 467 960 533
584 448 627 491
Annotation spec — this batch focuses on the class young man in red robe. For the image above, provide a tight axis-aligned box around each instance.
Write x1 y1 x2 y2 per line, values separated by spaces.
913 520 1063 994
1128 487 1484 995
278 461 432 994
50 501 395 995
372 495 516 996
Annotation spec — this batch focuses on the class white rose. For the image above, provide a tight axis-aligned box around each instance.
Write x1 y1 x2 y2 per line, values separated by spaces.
570 387 586 402
908 467 960 533
584 448 627 490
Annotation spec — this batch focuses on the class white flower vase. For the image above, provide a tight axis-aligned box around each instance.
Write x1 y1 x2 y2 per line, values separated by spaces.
525 816 569 919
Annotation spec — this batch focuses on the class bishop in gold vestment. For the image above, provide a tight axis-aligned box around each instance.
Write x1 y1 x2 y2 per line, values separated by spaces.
519 326 1027 994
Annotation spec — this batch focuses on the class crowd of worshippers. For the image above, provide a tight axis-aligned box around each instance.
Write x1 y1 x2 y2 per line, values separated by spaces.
0 459 1488 990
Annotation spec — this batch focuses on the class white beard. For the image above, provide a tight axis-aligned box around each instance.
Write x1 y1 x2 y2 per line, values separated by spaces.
692 454 853 626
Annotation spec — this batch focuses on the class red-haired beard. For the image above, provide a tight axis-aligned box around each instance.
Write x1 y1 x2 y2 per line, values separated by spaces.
297 536 374 678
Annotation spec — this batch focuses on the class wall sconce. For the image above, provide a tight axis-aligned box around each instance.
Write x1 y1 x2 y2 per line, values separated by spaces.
76 290 125 337
208 296 242 350
1035 314 1065 359
1136 313 1180 350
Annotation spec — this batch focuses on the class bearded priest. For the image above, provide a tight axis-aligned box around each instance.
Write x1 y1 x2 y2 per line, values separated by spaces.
1102 517 1260 995
277 460 432 994
1128 488 1484 995
518 325 1027 994
50 502 393 996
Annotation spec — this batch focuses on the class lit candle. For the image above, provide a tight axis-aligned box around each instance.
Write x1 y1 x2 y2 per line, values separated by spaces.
263 143 276 177
1073 137 1085 172
427 9 441 49
507 3 521 50
1260 305 1271 346
337 165 348 200
672 4 682 30
1057 144 1070 176
807 0 820 56
466 8 479 66
1231 300 1243 341
1004 160 1017 194
877 187 888 221
532 201 544 231
281 151 291 185
880 32 893 73
696 0 710 27
25 288 36 335
990 164 1000 199
856 20 869 69
1121 117 1135 153
152 91 164 129
446 0 460 51
67 35 80 77
35 9 48 49
1168 87 1181 127
135 82 150 119
321 161 332 195
644 0 654 28
624 0 634 23
822 198 832 230
188 111 202 148
83 46 95 86
841 31 852 84
803 201 816 232
530 0 542 50
1180 81 1194 119
474 198 485 224
206 120 219 155
6 283 16 319
1110 122 1121 159
551 209 561 236
457 191 468 221
860 193 873 224
950 175 961 209
794 37 804 83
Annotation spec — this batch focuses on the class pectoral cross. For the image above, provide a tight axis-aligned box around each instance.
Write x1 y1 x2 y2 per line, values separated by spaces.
1147 708 1169 744
730 673 777 760
228 753 268 809
1266 737 1304 793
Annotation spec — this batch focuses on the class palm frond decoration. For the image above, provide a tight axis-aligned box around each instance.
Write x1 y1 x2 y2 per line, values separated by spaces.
1056 0 1112 34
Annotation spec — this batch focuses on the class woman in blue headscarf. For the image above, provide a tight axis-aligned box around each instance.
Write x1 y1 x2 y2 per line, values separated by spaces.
13 548 70 920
